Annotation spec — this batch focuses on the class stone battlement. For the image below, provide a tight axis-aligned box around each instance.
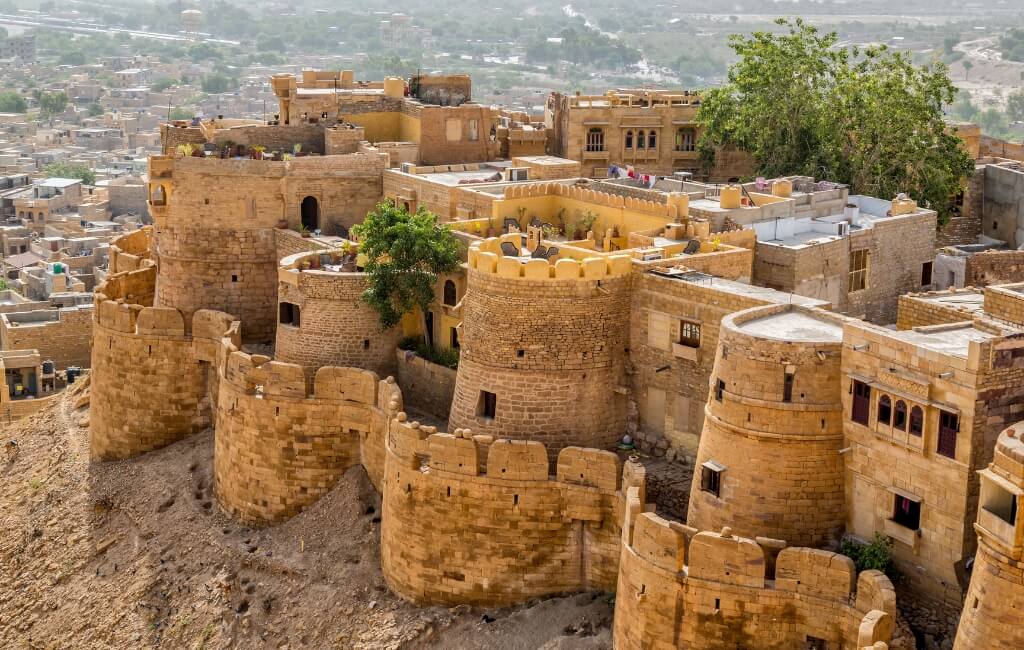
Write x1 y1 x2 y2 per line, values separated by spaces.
498 180 687 220
615 487 897 649
381 411 642 605
388 414 622 489
468 237 632 280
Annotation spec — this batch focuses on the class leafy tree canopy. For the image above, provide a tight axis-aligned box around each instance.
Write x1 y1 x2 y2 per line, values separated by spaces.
37 91 68 116
0 91 27 114
698 18 974 225
351 202 461 331
43 162 95 186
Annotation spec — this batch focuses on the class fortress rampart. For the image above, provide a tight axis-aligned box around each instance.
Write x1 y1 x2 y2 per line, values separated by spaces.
381 418 644 605
615 487 897 649
688 303 849 547
90 229 230 460
448 242 633 455
211 339 391 524
275 250 401 378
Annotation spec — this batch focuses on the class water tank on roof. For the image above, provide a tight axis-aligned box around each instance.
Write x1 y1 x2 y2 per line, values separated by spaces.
42 359 54 375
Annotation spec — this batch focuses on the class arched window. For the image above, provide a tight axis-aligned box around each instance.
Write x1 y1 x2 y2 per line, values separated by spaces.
151 184 166 205
877 395 892 426
648 130 657 149
894 400 907 430
443 279 457 306
636 130 646 149
625 130 633 150
909 406 924 436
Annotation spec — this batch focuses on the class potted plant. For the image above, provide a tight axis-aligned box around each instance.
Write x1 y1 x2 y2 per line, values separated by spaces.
297 224 310 238
251 145 266 160
578 210 597 238
176 143 196 157
293 143 303 157
486 216 497 237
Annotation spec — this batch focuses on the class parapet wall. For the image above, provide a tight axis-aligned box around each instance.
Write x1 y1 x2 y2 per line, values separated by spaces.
212 342 389 524
381 417 642 605
615 491 897 649
89 288 230 460
275 251 401 378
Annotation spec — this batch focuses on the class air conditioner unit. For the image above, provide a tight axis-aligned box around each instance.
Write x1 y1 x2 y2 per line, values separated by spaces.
507 167 529 182
400 162 414 174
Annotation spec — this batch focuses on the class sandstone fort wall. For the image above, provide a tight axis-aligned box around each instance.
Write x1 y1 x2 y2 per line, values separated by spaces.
381 418 638 605
615 491 897 650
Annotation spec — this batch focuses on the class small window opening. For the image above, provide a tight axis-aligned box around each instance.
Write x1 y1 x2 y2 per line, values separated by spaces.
782 371 794 403
892 494 921 530
477 391 497 419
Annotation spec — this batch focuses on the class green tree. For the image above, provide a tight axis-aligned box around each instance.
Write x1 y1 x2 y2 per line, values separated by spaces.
168 107 193 121
963 59 974 80
1008 90 1024 123
0 91 27 113
943 32 960 55
58 50 86 66
698 18 974 225
43 162 95 186
150 78 177 92
201 74 234 94
351 201 461 339
38 91 68 116
87 103 103 117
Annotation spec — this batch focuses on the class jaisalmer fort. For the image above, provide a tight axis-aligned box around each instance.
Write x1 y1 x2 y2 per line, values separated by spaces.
7 63 1024 650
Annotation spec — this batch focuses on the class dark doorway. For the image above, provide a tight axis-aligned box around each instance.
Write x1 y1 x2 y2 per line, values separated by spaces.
301 196 319 231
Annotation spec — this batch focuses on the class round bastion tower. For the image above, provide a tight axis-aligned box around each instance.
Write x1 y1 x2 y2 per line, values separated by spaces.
448 238 633 458
954 422 1024 650
274 249 401 378
149 157 284 343
687 303 848 547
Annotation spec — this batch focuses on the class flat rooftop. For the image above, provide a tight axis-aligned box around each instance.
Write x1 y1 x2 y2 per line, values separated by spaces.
736 310 844 342
892 324 995 358
916 291 985 314
646 268 827 307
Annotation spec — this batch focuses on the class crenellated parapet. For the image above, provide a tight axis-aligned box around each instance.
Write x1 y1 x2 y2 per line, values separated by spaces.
615 487 897 650
497 180 687 221
381 416 645 606
212 339 397 524
89 265 235 460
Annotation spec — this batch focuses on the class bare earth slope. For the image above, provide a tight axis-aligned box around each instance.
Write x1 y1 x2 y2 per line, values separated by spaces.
0 389 612 649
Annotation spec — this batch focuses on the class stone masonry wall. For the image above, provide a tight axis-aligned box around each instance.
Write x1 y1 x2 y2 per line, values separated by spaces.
89 296 221 461
381 417 637 606
212 349 381 525
896 290 983 330
688 304 849 548
965 250 1024 287
394 349 457 419
614 494 897 650
151 155 385 343
628 271 827 458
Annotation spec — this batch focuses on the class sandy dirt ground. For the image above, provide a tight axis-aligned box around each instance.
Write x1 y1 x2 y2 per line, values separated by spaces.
0 387 613 649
